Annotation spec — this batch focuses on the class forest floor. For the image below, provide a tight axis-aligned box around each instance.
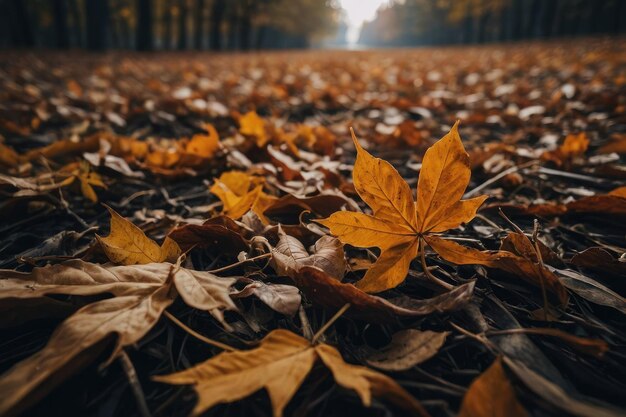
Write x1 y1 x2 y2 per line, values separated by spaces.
0 37 625 417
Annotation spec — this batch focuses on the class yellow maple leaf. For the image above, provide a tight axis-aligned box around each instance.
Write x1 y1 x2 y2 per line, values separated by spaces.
210 171 276 223
97 205 181 265
239 111 269 147
154 329 429 417
318 122 487 292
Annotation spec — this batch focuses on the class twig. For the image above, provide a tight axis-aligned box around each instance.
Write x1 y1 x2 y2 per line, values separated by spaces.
119 351 153 417
207 252 273 273
464 162 535 198
299 305 314 341
449 322 498 353
312 303 350 344
532 220 550 320
163 310 236 352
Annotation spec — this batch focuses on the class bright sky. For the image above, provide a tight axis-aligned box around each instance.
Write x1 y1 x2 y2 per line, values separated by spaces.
338 0 389 44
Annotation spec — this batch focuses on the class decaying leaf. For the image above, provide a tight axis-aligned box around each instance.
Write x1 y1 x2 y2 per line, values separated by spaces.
97 205 181 265
366 329 448 371
292 266 475 322
426 234 569 305
167 215 248 253
318 122 487 292
271 226 347 280
230 278 301 316
154 329 430 417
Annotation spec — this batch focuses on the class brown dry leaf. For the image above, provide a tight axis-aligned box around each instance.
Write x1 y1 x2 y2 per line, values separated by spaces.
571 247 626 277
293 266 475 322
271 226 347 280
239 110 269 147
264 193 351 220
458 357 529 417
597 133 626 155
0 260 237 417
502 357 624 417
167 216 248 253
154 329 430 417
21 134 101 162
425 235 569 305
318 122 487 292
0 142 19 167
541 132 589 166
96 205 181 265
230 278 301 316
366 329 448 371
210 171 276 222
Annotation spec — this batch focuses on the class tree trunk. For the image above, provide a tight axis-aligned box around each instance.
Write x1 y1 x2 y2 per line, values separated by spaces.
8 0 35 48
227 16 237 49
193 0 204 49
210 0 226 51
136 0 153 51
255 25 267 50
52 0 70 48
164 0 173 49
239 12 251 51
85 0 108 51
68 0 83 47
178 0 188 50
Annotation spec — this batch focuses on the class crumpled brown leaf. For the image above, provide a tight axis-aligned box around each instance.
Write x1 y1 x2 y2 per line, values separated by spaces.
271 226 346 280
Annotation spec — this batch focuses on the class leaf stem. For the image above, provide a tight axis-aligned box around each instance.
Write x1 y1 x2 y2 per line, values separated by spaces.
419 238 454 290
163 310 236 352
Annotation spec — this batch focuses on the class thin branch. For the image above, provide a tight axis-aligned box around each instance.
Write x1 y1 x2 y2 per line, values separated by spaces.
164 310 236 352
207 252 273 273
312 303 350 344
119 351 153 417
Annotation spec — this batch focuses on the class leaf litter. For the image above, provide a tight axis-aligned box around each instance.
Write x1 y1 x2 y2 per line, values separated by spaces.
0 40 625 417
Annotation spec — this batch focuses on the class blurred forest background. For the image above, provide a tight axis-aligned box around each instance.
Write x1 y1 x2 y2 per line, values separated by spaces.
1 0 625 52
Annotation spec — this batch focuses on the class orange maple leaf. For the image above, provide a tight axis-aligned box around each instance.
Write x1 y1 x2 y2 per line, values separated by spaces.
318 122 487 292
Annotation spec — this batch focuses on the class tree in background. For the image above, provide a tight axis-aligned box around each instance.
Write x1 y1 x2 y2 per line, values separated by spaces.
136 0 153 51
85 0 109 50
52 0 70 48
359 0 626 47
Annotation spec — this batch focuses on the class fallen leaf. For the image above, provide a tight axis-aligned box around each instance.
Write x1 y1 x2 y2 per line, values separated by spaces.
167 216 248 253
366 329 448 371
239 111 269 147
154 329 430 417
458 357 529 417
551 268 626 314
230 278 301 316
318 123 487 292
210 171 276 222
541 132 589 166
426 235 569 305
0 260 237 416
571 247 626 277
97 205 181 265
292 266 475 322
271 226 347 280
502 357 624 417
